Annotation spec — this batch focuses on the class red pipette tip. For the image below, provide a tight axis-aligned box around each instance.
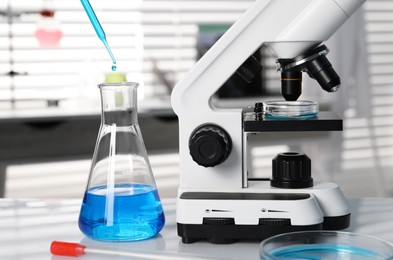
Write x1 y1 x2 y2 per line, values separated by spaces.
50 241 86 257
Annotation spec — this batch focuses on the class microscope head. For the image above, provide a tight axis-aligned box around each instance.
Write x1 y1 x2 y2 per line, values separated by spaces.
277 45 340 101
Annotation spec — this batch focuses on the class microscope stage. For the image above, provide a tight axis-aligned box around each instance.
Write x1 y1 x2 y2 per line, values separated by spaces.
243 111 342 132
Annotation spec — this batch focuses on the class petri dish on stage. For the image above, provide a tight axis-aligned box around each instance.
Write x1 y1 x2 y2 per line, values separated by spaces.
260 231 393 260
263 100 319 119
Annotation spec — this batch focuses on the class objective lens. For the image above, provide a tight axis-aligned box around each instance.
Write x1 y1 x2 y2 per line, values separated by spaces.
307 56 341 93
281 71 302 101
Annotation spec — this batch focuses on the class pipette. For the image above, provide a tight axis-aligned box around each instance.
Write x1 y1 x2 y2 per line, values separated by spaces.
50 241 228 260
80 0 117 71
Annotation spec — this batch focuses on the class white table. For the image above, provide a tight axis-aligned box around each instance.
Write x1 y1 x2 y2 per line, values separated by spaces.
1 198 393 260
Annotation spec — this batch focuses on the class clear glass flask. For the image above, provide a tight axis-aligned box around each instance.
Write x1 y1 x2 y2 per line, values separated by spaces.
78 82 165 242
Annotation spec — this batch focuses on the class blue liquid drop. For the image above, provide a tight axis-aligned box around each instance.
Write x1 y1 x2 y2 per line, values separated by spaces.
111 64 117 71
78 183 165 241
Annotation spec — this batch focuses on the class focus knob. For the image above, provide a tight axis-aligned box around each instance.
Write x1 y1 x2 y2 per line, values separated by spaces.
189 124 232 167
271 152 313 189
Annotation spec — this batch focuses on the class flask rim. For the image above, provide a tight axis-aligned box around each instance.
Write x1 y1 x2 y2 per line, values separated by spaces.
98 82 139 90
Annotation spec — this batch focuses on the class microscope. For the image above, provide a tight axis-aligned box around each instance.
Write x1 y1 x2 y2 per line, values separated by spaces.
171 0 366 243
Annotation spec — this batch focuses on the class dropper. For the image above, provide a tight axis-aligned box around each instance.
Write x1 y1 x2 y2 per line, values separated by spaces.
80 0 117 71
50 241 228 260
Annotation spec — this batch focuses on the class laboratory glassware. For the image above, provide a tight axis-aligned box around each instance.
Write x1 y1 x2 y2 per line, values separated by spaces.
263 100 319 118
35 0 63 47
260 231 393 259
78 82 165 241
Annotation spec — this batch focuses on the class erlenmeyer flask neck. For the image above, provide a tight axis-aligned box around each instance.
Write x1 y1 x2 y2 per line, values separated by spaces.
98 82 139 126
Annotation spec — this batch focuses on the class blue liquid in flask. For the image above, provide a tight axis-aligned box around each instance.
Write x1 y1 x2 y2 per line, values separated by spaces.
78 183 165 241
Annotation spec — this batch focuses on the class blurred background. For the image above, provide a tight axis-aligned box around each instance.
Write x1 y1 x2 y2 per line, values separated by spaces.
0 0 392 199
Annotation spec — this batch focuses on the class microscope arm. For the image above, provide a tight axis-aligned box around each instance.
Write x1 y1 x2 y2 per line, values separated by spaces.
173 1 367 243
171 0 366 190
171 0 366 115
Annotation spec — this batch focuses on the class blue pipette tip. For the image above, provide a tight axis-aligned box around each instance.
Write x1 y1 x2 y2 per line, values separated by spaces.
111 63 117 71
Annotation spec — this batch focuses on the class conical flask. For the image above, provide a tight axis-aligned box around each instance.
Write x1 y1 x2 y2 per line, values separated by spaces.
78 82 165 241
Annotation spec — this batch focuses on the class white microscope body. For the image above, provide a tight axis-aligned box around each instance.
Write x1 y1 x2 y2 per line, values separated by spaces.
171 0 366 243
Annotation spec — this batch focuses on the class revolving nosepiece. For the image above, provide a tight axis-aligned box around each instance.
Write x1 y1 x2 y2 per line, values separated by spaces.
277 45 341 101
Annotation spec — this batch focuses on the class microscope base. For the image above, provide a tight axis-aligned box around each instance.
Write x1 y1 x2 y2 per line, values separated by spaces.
177 214 350 244
177 222 321 244
176 183 351 244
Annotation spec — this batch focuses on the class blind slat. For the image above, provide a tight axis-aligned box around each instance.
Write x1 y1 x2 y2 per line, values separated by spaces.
1 0 256 106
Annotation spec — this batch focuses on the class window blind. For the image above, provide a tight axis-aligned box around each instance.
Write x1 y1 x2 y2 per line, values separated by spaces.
336 0 393 196
0 0 256 110
343 0 393 168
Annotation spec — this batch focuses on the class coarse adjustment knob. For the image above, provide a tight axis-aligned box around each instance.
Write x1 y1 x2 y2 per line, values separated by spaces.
271 152 313 189
189 124 232 167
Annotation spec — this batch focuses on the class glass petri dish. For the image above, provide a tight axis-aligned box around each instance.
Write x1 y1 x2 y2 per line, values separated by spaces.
263 100 319 119
260 231 393 260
